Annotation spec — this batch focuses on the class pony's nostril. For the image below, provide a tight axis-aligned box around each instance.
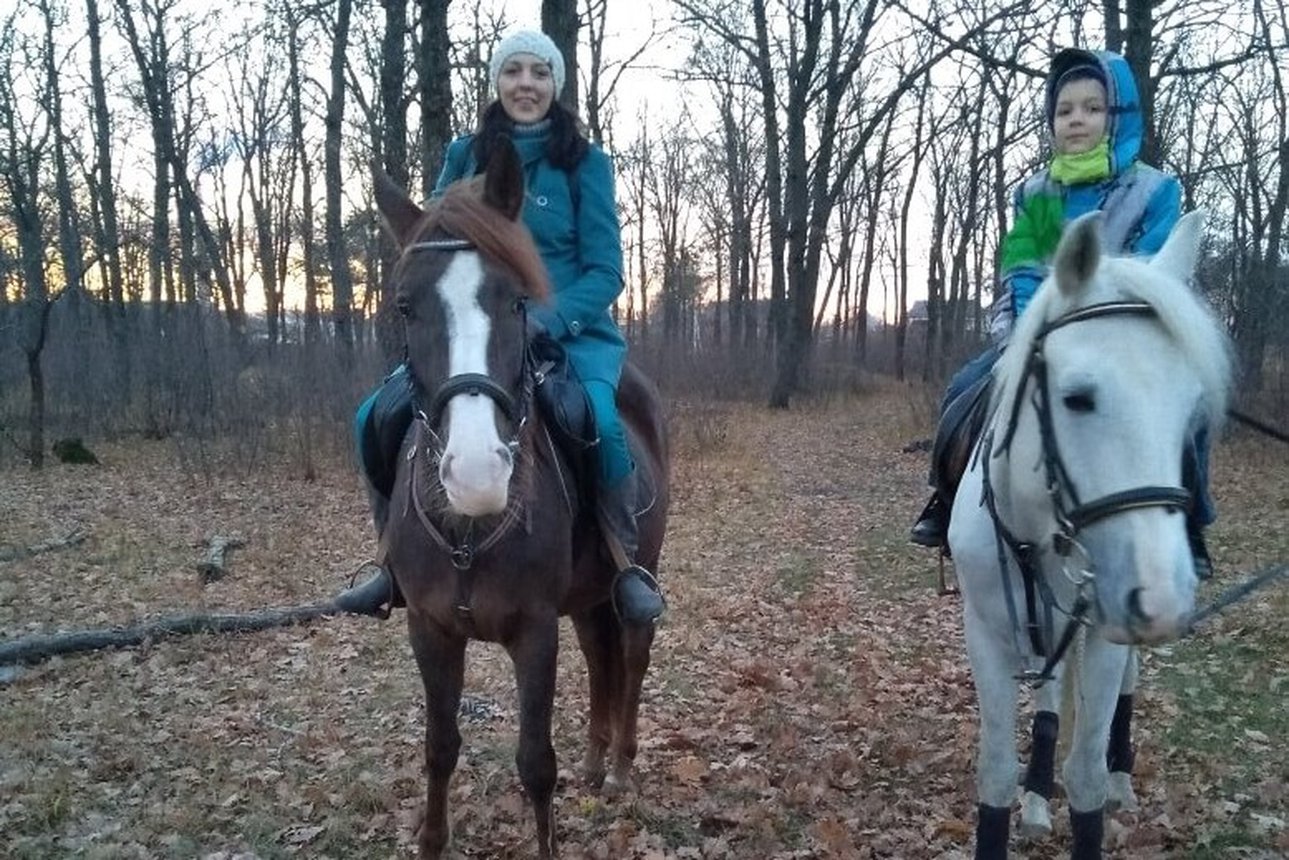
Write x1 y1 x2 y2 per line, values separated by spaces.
1127 588 1152 626
439 453 454 482
497 446 513 469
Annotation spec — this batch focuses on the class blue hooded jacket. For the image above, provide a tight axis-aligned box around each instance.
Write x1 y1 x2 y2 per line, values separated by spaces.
995 48 1182 326
434 125 627 386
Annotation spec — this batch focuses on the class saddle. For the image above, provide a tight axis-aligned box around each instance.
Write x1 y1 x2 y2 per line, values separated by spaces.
931 372 993 505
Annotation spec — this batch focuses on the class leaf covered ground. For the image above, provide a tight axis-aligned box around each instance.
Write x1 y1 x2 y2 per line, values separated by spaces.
2 382 1286 859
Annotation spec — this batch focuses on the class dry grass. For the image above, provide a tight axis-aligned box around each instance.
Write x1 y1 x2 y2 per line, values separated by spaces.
1 381 1286 858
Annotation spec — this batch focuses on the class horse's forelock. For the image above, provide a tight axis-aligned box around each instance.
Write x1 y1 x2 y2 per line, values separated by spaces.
414 182 551 301
992 259 1232 433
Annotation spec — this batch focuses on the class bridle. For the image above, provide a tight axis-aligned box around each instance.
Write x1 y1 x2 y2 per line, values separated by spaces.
402 237 536 454
390 235 537 619
983 301 1194 683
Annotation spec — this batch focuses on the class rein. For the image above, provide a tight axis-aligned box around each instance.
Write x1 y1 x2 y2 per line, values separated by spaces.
985 301 1195 685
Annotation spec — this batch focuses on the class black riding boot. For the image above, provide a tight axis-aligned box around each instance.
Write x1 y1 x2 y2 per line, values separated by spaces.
909 493 949 548
598 470 665 625
334 489 404 618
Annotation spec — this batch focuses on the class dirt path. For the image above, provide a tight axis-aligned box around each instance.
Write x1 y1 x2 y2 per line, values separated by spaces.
2 385 1286 858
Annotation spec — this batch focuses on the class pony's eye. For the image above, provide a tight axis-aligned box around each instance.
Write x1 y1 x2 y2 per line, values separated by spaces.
395 296 412 318
1063 391 1096 413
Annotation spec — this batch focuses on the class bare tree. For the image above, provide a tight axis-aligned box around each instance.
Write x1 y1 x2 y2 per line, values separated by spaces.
324 0 355 352
1 12 55 467
419 0 453 196
542 0 579 110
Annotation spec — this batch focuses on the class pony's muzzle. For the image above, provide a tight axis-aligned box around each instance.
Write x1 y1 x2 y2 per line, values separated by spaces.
1119 585 1185 644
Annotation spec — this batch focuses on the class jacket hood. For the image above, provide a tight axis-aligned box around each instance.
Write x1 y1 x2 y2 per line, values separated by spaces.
1046 48 1142 174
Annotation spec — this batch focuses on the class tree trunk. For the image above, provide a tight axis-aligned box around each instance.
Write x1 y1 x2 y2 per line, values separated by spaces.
326 0 355 353
286 10 320 345
542 0 579 111
419 0 453 197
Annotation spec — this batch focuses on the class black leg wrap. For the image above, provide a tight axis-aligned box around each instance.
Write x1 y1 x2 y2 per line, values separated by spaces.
1107 694 1134 773
975 803 1010 860
1070 807 1104 860
1023 710 1059 798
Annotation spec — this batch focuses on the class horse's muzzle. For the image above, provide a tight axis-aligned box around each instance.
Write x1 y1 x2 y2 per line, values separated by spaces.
440 447 513 516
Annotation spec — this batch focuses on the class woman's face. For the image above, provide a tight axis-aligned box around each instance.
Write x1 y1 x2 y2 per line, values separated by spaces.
497 53 556 124
1052 78 1108 155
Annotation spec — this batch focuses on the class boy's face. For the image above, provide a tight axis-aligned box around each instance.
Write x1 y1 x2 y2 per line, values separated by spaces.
1052 78 1108 155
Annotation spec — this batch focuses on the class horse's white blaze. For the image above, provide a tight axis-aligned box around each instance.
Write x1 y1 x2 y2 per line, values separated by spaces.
437 253 512 516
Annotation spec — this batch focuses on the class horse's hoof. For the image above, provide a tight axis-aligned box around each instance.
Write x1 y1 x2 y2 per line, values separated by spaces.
1106 771 1139 812
582 766 606 791
601 769 633 800
1018 790 1053 838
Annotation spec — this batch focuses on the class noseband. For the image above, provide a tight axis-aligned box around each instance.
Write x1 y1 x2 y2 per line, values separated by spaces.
984 301 1194 682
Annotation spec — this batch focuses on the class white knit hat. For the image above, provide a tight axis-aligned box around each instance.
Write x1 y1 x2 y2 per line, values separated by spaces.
489 30 566 97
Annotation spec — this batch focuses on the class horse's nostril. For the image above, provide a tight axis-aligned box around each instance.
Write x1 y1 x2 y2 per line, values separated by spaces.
1127 588 1152 625
497 446 513 468
439 453 454 481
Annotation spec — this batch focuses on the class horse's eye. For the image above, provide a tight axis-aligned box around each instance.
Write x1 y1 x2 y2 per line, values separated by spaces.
395 296 412 318
1063 391 1096 413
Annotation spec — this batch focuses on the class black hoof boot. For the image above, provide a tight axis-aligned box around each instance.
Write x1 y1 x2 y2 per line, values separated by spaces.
975 803 1010 859
910 494 949 548
334 565 398 619
612 565 665 626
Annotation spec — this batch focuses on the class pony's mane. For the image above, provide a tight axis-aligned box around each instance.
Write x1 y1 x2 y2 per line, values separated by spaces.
412 178 550 300
993 254 1233 433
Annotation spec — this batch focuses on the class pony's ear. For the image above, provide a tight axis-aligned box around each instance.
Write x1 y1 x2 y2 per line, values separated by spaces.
483 135 525 221
372 166 424 248
1151 210 1205 283
1053 212 1102 297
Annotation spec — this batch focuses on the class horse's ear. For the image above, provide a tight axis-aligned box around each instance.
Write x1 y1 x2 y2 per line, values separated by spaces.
372 166 424 248
483 135 525 221
1151 210 1205 283
1053 212 1102 297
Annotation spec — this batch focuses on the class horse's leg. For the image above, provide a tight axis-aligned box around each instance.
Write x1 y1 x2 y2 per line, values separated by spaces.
406 611 467 860
1062 636 1130 860
604 619 654 798
572 605 615 790
964 606 1021 860
1019 660 1063 839
1105 647 1139 812
506 618 560 859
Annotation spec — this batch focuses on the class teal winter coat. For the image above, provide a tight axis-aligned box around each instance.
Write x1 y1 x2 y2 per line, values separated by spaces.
434 126 627 387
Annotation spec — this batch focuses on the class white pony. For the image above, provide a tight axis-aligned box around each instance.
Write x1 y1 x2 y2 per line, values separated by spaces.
948 211 1231 860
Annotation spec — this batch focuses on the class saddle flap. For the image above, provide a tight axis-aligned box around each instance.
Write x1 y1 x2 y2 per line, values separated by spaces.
933 374 993 499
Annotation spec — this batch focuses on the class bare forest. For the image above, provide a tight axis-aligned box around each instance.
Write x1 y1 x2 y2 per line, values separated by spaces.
0 0 1286 455
2 0 1289 857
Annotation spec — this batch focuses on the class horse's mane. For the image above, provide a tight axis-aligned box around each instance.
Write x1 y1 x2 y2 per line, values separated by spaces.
412 178 551 300
993 255 1233 434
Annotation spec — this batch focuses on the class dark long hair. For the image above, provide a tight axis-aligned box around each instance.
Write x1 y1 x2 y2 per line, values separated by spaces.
470 100 589 174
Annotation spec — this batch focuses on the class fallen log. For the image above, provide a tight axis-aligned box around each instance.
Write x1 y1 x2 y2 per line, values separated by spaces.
0 528 88 564
0 600 356 667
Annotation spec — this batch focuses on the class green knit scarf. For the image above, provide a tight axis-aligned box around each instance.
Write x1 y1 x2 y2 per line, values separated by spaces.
999 138 1112 272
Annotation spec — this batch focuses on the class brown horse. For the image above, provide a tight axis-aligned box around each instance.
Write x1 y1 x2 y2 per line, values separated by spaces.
371 142 668 859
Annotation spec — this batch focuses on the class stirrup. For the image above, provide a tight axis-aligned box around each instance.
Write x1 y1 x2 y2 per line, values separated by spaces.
611 564 665 626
